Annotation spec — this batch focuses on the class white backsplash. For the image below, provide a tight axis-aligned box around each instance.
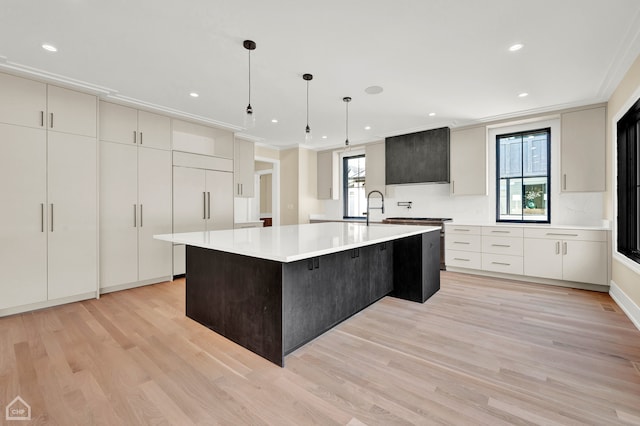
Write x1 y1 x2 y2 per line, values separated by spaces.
317 182 605 226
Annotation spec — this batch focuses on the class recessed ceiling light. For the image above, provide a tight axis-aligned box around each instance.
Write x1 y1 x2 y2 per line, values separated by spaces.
364 126 371 130
509 43 524 52
271 119 278 123
189 92 199 98
518 92 529 98
364 86 384 95
42 43 57 52
428 112 436 117
322 135 327 139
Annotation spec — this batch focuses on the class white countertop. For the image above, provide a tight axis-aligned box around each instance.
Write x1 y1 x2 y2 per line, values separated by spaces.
155 222 439 263
445 221 611 231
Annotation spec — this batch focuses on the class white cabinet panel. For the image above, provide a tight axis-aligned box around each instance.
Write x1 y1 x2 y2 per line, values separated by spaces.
445 250 481 269
365 141 385 195
563 240 608 285
47 85 97 138
450 126 487 195
0 73 47 129
99 142 138 288
482 253 523 275
99 102 138 144
524 237 562 280
561 106 606 192
234 138 255 197
138 148 172 281
207 170 234 230
47 132 97 300
445 234 481 252
138 111 171 150
482 236 523 256
0 124 48 309
173 166 207 234
317 150 339 200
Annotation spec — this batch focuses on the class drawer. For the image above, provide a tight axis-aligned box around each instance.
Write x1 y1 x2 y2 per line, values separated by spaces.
445 224 481 235
445 234 481 252
523 228 607 242
482 253 523 275
482 236 523 255
482 226 523 237
445 250 481 269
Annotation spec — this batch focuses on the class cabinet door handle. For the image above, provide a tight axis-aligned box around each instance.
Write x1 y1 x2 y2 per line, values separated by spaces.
563 174 567 190
50 204 54 232
40 111 44 127
453 258 470 261
50 113 54 129
140 132 143 145
452 180 455 194
241 183 243 195
453 241 470 245
140 204 143 227
546 232 578 237
133 204 137 227
453 228 470 232
491 244 511 247
491 230 510 234
207 192 211 219
203 192 207 219
41 203 44 232
563 242 567 255
491 261 510 266
555 241 560 254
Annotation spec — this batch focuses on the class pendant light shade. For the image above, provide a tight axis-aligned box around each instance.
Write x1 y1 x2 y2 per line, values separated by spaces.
243 40 256 128
343 97 352 146
303 73 313 143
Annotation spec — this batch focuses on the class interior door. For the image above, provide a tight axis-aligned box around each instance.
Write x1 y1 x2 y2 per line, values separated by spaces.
99 141 138 289
47 132 97 300
138 147 172 281
206 170 233 231
0 124 48 309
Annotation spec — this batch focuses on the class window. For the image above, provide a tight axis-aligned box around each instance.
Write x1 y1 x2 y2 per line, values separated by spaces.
496 128 550 222
343 155 366 218
617 97 640 264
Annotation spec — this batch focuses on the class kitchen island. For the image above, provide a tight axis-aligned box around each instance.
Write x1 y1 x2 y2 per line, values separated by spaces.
155 222 440 366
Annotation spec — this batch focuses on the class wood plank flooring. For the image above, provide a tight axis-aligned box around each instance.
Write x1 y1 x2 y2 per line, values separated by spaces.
1 272 640 425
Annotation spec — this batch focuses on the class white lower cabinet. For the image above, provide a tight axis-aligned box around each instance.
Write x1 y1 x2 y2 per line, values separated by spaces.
100 141 172 291
446 223 609 287
1 123 97 313
523 228 608 285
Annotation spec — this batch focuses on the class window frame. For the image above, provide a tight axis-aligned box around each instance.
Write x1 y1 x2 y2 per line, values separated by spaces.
342 154 366 219
495 127 551 224
617 97 640 264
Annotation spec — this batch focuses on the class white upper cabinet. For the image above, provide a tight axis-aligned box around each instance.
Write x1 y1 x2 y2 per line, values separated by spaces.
561 106 606 192
450 126 487 195
172 119 234 158
0 72 47 129
99 101 170 149
234 137 255 197
47 85 97 137
365 141 386 195
317 150 339 200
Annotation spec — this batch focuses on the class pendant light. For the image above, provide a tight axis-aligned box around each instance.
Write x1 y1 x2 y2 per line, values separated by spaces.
343 96 352 146
243 40 256 128
303 73 313 142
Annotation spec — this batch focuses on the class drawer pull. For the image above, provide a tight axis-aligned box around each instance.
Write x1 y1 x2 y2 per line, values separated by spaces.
453 241 470 245
453 228 471 232
491 230 511 234
546 232 578 237
453 258 470 261
491 262 511 266
491 244 511 247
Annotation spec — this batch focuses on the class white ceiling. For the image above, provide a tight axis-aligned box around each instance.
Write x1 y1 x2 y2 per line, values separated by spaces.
2 0 640 149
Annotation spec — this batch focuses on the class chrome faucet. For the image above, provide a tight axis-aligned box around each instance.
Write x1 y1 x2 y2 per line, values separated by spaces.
366 190 385 226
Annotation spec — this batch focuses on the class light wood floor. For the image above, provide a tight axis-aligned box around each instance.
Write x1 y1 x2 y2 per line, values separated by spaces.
1 272 640 425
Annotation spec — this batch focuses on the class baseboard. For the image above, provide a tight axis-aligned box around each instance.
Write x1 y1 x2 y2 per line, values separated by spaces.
0 292 98 318
609 280 640 331
100 276 172 295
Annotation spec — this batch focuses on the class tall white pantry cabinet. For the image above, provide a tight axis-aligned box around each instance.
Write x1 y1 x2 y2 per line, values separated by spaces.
99 101 172 292
0 72 98 313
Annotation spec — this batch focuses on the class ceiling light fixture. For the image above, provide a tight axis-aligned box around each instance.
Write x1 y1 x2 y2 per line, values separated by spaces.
364 126 371 130
428 112 436 117
518 92 529 98
322 136 327 139
243 40 257 128
303 73 313 142
42 43 57 52
271 119 278 123
509 43 524 52
343 96 352 147
189 92 199 98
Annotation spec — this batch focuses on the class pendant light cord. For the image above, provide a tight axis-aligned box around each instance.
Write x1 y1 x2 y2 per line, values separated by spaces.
306 80 309 126
248 50 251 106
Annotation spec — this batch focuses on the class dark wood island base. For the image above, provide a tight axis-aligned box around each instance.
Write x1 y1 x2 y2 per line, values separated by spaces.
185 231 440 366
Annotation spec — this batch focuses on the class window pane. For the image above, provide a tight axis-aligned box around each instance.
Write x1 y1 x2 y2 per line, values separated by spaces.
343 155 366 218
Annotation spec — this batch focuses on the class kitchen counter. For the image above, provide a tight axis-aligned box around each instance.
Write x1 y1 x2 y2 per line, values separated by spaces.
155 222 441 366
446 221 611 231
155 222 438 262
